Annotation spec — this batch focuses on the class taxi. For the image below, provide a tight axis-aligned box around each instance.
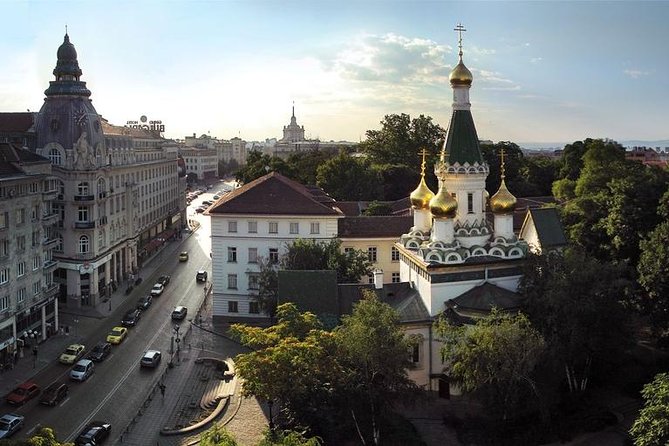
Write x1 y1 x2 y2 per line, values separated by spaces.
106 326 128 345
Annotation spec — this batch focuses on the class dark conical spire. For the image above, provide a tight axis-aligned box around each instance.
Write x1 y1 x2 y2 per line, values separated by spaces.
45 33 91 97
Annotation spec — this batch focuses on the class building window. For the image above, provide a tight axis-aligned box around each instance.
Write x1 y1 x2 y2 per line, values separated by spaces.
33 256 41 270
248 248 258 263
467 192 474 214
79 235 89 253
268 221 278 234
0 212 7 229
17 288 25 303
310 222 320 234
16 208 25 225
32 280 41 296
392 272 401 283
227 247 237 262
77 182 90 196
0 268 8 284
248 273 260 290
290 222 299 234
0 239 8 257
248 221 257 233
55 236 63 252
78 207 89 221
0 296 7 312
391 246 400 262
367 247 377 262
409 343 420 365
228 301 238 313
249 301 260 314
228 221 237 233
367 274 374 284
344 247 353 254
227 274 237 289
16 236 25 252
32 230 40 247
17 262 25 278
269 248 279 264
48 148 62 165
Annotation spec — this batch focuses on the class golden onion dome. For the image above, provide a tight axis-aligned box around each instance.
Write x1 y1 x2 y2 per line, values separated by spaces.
449 60 473 86
410 177 434 210
429 185 458 218
490 179 517 213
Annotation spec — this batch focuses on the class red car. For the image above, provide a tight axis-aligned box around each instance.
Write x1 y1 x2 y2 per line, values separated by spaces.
6 381 40 406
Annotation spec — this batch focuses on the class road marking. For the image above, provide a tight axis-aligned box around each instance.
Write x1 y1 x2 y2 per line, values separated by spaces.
60 397 70 406
26 423 40 436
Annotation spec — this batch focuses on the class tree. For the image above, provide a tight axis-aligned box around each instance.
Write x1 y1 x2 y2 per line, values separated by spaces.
199 425 239 446
282 238 373 284
253 256 279 317
519 249 632 396
315 153 382 200
638 221 669 334
235 151 294 185
630 372 669 446
333 291 417 445
0 427 75 446
358 113 445 172
362 201 394 216
287 149 340 186
436 309 545 420
257 429 323 446
375 164 423 201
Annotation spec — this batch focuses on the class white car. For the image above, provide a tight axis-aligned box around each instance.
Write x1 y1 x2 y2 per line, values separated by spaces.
70 359 94 382
150 283 164 296
0 413 24 439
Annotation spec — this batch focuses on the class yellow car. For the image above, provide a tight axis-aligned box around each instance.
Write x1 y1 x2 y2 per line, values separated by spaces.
178 251 189 262
59 344 86 364
106 326 128 345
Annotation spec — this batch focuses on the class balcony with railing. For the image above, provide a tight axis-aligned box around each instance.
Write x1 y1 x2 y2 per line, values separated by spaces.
41 212 59 225
42 188 59 200
42 260 58 271
43 283 59 297
42 237 58 247
74 194 95 202
74 221 96 229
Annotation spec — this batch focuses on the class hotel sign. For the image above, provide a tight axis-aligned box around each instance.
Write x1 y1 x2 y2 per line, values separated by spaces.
125 115 165 133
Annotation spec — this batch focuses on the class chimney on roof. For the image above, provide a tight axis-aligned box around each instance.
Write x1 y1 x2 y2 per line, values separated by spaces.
373 269 384 289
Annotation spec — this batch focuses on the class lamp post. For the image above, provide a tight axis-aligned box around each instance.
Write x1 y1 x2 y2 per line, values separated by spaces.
174 325 181 363
107 284 112 312
25 330 38 368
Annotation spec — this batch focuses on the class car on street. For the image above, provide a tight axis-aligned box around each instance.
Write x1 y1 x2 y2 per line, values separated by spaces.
59 344 86 364
121 309 142 327
106 327 128 344
136 295 153 310
6 381 40 406
74 421 111 445
196 270 208 282
0 413 24 439
202 200 213 206
171 306 188 320
88 342 112 361
213 194 221 200
158 275 171 286
150 283 164 296
178 251 189 262
140 350 162 368
39 382 68 406
195 206 206 213
70 359 94 382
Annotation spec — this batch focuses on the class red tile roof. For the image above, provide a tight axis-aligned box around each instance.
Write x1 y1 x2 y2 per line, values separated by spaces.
0 113 35 132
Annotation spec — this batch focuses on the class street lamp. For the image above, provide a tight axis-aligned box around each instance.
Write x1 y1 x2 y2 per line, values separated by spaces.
174 325 181 363
24 330 38 368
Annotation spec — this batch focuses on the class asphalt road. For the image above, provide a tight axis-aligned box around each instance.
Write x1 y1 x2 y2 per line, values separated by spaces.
6 188 219 443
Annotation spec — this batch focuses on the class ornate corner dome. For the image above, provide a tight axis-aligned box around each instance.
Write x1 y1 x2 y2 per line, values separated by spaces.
490 179 517 213
449 61 473 86
410 149 435 210
45 33 91 97
430 185 458 218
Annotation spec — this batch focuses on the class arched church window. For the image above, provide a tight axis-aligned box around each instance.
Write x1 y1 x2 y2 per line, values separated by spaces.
48 148 62 165
78 235 89 253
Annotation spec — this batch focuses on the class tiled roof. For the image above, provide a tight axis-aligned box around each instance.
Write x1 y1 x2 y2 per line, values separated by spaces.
449 282 522 313
444 109 483 165
338 282 430 323
0 143 49 176
208 172 341 216
334 200 408 216
0 112 35 132
521 207 568 249
338 216 413 238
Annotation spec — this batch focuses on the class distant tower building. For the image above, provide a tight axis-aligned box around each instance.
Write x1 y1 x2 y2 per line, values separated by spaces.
279 103 305 143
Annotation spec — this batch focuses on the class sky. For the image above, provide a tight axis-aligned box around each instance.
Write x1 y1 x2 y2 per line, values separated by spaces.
1 0 668 146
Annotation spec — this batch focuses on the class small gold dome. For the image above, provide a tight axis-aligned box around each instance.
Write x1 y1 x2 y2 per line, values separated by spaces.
410 178 434 210
430 185 458 218
490 179 517 213
449 61 473 86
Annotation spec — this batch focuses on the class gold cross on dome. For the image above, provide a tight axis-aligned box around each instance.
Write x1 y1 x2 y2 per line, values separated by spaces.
419 148 429 176
454 23 466 56
500 148 506 178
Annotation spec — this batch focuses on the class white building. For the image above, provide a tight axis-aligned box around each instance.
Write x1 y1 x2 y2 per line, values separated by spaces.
180 147 218 183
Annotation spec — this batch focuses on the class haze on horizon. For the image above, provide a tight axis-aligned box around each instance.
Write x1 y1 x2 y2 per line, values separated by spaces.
1 1 668 146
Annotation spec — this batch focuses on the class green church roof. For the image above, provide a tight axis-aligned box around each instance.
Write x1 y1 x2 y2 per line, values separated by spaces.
444 109 483 165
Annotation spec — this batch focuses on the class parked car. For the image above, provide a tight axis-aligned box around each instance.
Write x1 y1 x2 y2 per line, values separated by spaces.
70 359 94 382
136 295 153 310
6 381 40 406
171 306 188 321
158 275 171 286
178 251 189 262
150 283 164 296
39 382 68 406
213 194 221 200
106 327 128 344
0 413 24 439
88 342 112 361
202 200 213 206
121 309 141 327
74 421 111 445
196 270 208 282
59 344 86 364
195 206 206 213
140 350 162 368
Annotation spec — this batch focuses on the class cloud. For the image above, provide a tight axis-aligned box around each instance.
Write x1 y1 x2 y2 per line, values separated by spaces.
469 46 496 56
624 69 650 79
530 57 543 64
328 33 452 85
